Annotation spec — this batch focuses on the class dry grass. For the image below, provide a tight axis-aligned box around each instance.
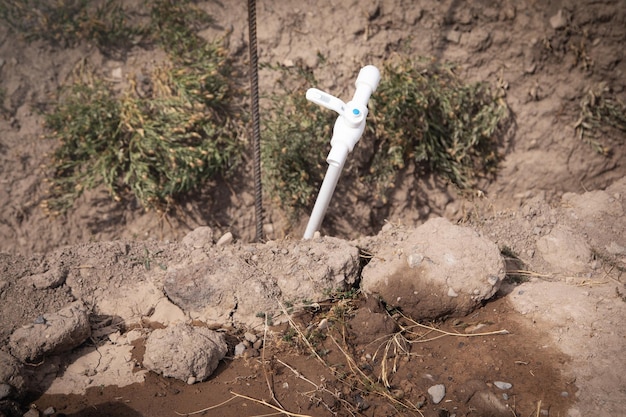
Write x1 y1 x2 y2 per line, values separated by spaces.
273 299 510 416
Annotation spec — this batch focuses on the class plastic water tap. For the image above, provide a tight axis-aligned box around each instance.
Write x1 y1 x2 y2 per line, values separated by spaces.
303 65 380 239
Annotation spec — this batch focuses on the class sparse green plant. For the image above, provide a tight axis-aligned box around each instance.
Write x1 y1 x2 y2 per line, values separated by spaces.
305 328 328 357
368 57 511 198
149 0 215 61
129 246 166 271
0 0 144 57
575 84 626 155
323 286 360 301
261 63 335 217
281 327 297 343
41 1 243 215
255 312 274 326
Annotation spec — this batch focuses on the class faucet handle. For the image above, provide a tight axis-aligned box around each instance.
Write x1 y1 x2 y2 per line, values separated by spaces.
306 88 345 115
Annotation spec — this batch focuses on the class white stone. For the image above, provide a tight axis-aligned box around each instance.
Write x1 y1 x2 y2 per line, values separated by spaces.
428 384 446 404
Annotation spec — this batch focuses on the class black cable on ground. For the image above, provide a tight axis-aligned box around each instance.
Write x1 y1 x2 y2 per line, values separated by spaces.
247 0 264 242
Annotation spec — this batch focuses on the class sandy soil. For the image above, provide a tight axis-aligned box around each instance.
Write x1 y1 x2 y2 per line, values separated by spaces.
1 0 625 416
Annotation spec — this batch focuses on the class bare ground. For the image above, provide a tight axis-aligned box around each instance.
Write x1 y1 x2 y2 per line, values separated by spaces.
1 0 625 416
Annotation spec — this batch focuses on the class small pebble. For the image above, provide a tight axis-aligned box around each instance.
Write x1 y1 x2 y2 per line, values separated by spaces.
428 384 446 404
216 232 234 246
111 67 123 79
234 342 246 356
502 393 509 400
317 318 329 330
549 9 567 29
494 381 512 390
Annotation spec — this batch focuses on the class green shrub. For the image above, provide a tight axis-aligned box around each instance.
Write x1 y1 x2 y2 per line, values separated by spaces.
0 0 142 55
41 1 242 214
368 57 510 197
261 65 335 216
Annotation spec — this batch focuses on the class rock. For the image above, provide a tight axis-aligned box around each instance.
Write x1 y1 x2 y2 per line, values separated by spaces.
22 409 40 417
164 252 280 326
9 302 91 363
244 332 257 343
111 67 123 79
446 30 462 44
267 237 360 303
428 384 446 404
317 318 329 330
263 223 275 237
0 351 25 400
165 237 359 327
42 406 55 416
142 323 227 383
22 266 68 290
468 390 510 417
216 232 234 246
92 281 163 323
549 9 567 29
181 227 214 249
536 226 591 274
361 218 505 320
234 342 246 356
560 179 626 271
494 381 512 390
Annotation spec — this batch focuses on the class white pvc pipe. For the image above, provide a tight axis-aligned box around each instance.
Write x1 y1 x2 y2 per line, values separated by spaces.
303 160 344 239
303 65 380 239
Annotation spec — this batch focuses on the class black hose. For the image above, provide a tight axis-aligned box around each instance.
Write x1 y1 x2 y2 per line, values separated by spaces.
248 0 264 242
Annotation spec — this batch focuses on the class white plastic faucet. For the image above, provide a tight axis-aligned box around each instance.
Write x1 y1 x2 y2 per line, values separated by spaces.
303 65 381 239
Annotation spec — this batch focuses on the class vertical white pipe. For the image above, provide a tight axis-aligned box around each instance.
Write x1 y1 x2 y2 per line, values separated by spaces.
302 65 380 239
303 159 345 239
